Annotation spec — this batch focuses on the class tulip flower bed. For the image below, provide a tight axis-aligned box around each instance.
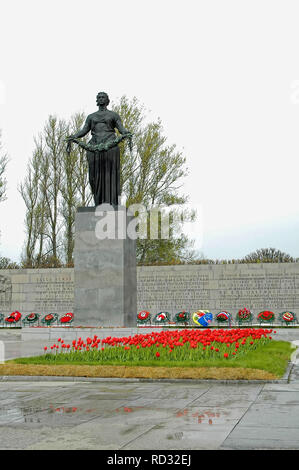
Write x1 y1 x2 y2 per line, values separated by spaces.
13 327 293 377
9 327 295 379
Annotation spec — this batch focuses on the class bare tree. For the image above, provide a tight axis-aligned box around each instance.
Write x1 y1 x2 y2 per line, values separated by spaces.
41 115 67 265
35 144 50 266
18 148 40 266
0 130 8 203
61 121 79 266
18 136 50 267
70 112 92 207
0 130 9 262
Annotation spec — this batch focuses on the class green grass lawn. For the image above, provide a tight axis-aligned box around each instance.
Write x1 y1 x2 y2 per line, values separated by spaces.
12 340 295 378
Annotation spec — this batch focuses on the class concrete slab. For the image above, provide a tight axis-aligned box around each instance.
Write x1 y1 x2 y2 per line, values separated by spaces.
255 390 299 405
26 422 156 450
239 404 299 428
121 422 237 450
222 425 299 450
263 383 299 392
0 426 72 450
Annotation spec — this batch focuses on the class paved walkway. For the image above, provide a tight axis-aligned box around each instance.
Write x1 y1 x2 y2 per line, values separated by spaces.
0 376 299 449
0 330 298 450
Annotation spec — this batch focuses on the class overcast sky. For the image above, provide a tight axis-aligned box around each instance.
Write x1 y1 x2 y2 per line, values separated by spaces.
1 0 299 262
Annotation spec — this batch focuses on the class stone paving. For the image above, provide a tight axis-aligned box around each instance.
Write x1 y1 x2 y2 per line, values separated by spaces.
0 329 298 450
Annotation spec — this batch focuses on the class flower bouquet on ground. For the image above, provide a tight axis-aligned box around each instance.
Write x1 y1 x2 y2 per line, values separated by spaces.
278 311 297 326
59 313 74 325
258 310 275 324
216 311 232 327
236 308 253 325
153 311 170 325
22 312 40 326
41 313 58 327
137 310 151 325
192 310 213 327
174 311 190 325
5 311 22 326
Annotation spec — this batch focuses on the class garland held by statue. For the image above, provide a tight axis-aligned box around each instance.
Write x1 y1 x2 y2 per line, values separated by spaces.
66 132 133 155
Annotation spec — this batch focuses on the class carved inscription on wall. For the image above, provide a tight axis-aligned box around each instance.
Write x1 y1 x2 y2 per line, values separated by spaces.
137 266 299 314
0 270 74 315
216 274 298 310
0 275 12 310
30 273 74 312
137 272 210 311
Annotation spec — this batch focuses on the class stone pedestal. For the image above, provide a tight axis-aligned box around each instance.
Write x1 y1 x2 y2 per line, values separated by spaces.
74 205 136 326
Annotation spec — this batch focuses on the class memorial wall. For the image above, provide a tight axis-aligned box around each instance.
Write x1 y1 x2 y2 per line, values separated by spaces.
0 269 74 316
137 264 299 316
0 263 298 319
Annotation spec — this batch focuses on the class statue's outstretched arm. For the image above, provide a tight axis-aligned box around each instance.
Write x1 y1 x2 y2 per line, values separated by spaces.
114 114 131 136
67 116 91 140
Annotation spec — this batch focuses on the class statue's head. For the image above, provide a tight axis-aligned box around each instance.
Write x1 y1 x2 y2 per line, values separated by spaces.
96 92 110 107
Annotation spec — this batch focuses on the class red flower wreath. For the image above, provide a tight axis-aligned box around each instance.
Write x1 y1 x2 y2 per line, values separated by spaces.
23 312 40 325
237 308 252 320
42 313 58 326
60 312 74 324
258 310 275 322
174 311 190 324
282 312 294 322
153 312 170 324
5 311 22 323
45 314 54 322
138 311 150 321
216 311 231 322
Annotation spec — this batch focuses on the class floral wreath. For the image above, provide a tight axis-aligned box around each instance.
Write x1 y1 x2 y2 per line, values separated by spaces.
174 311 190 324
23 312 40 324
5 311 22 323
258 310 275 322
280 311 295 323
192 310 213 327
67 133 133 155
59 312 74 324
153 311 170 324
216 311 231 322
41 313 58 326
137 310 151 324
237 308 252 321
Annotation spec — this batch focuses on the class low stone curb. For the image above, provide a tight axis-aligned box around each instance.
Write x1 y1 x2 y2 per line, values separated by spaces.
0 374 290 384
283 360 294 382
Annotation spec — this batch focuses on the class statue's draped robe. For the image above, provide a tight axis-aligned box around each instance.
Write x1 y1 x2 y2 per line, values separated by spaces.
72 109 129 206
88 146 120 206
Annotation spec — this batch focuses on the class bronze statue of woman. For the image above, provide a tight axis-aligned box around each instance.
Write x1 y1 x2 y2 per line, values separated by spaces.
66 92 132 207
